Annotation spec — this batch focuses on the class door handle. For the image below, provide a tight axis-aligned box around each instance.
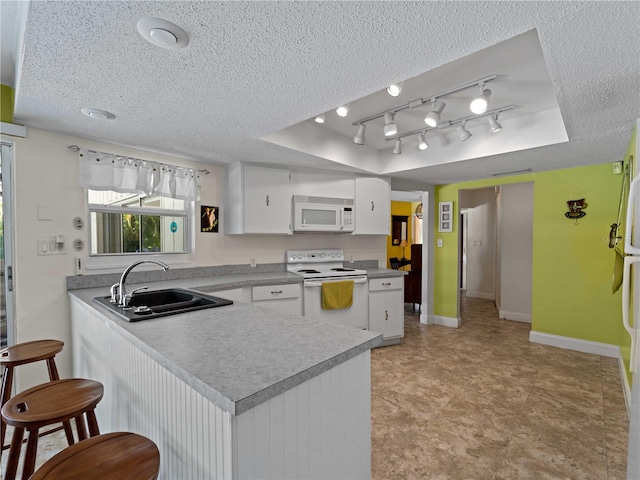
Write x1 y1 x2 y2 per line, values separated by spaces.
7 265 13 292
622 255 639 372
385 310 388 321
625 176 640 255
371 201 374 211
266 195 270 206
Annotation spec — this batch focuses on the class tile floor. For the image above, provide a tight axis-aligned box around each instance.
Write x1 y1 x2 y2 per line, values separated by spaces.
1 295 630 479
371 295 629 480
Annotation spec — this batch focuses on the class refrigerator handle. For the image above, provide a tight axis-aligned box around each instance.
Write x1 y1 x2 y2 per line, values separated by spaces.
622 256 639 372
624 175 640 255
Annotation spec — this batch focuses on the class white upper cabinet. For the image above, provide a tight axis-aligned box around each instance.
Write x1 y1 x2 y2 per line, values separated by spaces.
224 163 292 234
354 177 390 235
290 171 355 199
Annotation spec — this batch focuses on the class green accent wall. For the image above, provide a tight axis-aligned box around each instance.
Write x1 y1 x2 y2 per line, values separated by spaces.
434 162 629 360
1 84 14 123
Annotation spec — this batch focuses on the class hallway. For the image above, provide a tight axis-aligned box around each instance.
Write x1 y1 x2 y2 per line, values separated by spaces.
371 295 629 479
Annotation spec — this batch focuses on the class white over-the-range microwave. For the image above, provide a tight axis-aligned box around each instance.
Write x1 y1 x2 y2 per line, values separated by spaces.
292 195 354 233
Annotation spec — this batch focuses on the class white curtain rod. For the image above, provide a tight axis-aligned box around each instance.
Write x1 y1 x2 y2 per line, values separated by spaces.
67 144 210 175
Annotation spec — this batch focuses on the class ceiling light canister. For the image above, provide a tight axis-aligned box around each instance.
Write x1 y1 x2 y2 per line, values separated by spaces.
336 104 349 117
470 88 492 114
353 124 366 145
314 114 326 124
393 139 402 155
137 17 189 50
383 112 398 137
457 122 472 142
417 133 429 150
488 115 502 133
387 82 403 97
80 107 115 120
424 100 445 127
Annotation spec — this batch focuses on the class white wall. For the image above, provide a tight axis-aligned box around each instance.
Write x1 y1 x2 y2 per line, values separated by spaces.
498 182 533 322
461 188 496 300
9 128 386 391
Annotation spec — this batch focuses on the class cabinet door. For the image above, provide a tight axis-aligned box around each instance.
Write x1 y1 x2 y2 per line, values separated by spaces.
244 166 292 234
355 177 390 234
369 290 404 340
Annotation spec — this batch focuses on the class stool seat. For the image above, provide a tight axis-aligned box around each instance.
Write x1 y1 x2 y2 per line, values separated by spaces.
0 340 63 367
28 432 160 480
2 378 104 480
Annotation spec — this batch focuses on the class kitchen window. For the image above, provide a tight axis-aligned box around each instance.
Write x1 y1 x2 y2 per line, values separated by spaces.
88 189 189 256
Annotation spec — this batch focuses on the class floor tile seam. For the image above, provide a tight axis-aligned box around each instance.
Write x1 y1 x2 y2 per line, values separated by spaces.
531 383 606 408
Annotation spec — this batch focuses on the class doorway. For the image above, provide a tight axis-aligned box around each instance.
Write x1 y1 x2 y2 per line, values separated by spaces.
1 143 15 348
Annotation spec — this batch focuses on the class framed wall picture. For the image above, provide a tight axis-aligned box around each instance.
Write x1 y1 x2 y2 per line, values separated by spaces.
201 206 219 232
439 201 453 232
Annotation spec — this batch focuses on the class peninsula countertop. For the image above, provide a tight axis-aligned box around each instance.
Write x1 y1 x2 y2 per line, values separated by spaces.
69 277 383 416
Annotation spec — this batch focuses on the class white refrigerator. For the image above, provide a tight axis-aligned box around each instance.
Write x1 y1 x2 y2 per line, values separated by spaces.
621 119 640 479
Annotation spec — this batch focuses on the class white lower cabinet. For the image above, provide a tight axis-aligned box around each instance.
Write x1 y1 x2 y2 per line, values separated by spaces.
252 283 302 315
213 287 249 303
368 277 404 345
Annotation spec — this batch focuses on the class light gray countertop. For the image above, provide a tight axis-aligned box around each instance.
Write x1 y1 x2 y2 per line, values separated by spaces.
68 270 393 416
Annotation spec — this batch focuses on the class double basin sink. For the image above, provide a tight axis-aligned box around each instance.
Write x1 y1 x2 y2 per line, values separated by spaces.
94 288 233 322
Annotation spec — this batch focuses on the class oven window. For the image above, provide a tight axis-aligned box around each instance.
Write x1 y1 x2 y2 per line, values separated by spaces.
302 208 337 226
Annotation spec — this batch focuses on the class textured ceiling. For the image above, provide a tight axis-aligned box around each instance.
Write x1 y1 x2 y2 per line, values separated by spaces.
5 1 640 186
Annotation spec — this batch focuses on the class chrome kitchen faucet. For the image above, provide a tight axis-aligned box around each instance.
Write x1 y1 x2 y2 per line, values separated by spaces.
112 260 169 308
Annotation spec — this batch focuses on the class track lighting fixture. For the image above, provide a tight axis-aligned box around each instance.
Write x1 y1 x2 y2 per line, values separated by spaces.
417 133 429 150
470 85 492 114
353 124 366 145
314 114 325 124
488 114 502 133
336 104 349 117
424 100 445 127
383 112 398 137
457 121 472 142
393 139 402 154
387 82 403 97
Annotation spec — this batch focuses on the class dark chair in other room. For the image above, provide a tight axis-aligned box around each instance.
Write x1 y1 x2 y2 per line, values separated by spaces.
389 257 400 270
404 244 422 311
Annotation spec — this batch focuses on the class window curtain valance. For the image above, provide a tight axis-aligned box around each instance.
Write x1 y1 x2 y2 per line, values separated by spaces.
77 148 201 201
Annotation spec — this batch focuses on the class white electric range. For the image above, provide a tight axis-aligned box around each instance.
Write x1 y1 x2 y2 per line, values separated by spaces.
286 249 368 329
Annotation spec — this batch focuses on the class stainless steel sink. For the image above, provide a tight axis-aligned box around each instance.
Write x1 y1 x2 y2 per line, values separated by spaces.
93 288 233 322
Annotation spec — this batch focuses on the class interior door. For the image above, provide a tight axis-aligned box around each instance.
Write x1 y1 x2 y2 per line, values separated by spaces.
0 143 15 348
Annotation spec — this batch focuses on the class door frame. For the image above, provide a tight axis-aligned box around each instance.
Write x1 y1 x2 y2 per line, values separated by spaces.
1 142 16 347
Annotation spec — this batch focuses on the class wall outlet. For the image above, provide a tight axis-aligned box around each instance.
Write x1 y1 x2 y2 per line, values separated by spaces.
349 255 354 263
250 257 256 268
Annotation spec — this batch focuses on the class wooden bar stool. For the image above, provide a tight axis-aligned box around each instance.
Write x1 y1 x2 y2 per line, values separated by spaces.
1 378 103 480
0 340 74 450
29 432 160 480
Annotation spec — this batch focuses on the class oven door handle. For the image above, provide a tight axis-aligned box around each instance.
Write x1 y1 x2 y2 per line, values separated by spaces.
304 278 368 287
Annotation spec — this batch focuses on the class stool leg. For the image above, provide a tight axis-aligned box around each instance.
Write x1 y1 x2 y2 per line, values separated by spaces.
0 365 14 449
86 409 100 437
45 357 60 381
62 420 75 445
21 428 39 480
75 415 88 441
4 425 23 480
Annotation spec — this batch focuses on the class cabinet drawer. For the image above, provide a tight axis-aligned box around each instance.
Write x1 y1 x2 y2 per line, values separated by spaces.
252 284 300 302
369 277 403 292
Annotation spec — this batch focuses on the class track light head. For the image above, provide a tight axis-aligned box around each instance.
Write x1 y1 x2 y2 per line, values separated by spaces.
314 114 325 124
383 112 398 137
393 138 402 154
488 115 502 133
424 100 445 127
387 82 403 97
470 88 491 114
457 122 472 142
336 104 349 117
353 124 366 145
417 133 429 151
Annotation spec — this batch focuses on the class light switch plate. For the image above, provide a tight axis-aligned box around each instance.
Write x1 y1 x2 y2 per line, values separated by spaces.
437 239 443 247
37 203 52 221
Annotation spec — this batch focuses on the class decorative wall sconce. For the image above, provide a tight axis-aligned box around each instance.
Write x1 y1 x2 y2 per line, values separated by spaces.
439 201 453 232
566 198 587 225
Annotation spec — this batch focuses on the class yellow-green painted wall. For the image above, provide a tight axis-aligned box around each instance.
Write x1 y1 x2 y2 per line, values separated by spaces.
1 84 14 123
434 163 628 359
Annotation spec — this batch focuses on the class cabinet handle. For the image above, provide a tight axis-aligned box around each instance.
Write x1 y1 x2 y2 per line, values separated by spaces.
271 290 283 295
385 310 388 321
266 195 270 206
371 201 374 211
382 282 391 286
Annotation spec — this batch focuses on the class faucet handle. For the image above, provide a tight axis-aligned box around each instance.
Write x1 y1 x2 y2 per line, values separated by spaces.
110 284 120 303
122 286 149 308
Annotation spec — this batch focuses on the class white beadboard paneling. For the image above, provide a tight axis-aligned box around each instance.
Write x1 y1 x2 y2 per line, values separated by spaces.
233 351 371 479
71 298 233 480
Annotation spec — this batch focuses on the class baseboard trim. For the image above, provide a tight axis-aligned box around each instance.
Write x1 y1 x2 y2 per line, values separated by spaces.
529 331 620 358
465 291 495 300
499 310 532 323
618 348 632 416
431 315 461 328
